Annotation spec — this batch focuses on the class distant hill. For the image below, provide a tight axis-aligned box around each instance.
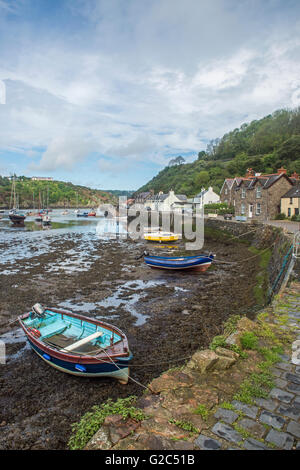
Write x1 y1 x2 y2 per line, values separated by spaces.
105 190 135 198
0 176 116 209
137 107 300 197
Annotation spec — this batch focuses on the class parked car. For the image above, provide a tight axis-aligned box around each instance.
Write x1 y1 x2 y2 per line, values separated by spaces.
223 214 233 220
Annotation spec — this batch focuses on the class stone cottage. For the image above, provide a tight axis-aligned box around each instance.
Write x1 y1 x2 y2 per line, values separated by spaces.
233 168 296 220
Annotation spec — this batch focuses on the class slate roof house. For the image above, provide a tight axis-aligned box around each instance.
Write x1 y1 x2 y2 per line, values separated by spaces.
229 168 298 220
193 186 220 206
134 191 153 204
219 178 236 206
147 190 188 212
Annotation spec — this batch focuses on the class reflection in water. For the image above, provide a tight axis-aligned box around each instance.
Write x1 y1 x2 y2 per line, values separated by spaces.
59 279 170 326
0 210 129 273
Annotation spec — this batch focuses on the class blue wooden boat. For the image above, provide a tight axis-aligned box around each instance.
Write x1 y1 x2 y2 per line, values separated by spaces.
77 212 89 217
18 304 132 384
143 253 214 271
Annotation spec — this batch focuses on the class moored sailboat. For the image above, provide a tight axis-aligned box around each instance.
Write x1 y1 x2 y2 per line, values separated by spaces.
9 177 26 226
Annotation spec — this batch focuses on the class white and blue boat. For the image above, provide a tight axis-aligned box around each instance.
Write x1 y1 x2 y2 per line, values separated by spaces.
19 304 132 384
143 253 214 271
77 212 89 217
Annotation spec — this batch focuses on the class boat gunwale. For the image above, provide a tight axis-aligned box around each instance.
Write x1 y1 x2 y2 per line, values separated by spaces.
144 254 214 261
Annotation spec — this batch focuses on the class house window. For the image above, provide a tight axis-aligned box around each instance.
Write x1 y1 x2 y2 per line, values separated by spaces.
290 198 293 204
241 203 245 215
288 208 291 217
241 188 246 199
256 203 261 215
225 188 228 195
256 187 261 198
295 208 299 216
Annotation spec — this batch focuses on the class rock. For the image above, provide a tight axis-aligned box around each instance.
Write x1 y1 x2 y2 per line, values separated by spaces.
194 434 222 450
211 422 243 444
238 418 266 439
244 438 268 450
283 372 300 385
286 382 300 395
103 414 123 426
140 417 191 440
109 418 141 445
265 429 294 450
286 420 300 439
214 408 238 424
215 347 239 359
259 410 286 429
231 401 258 419
269 387 295 403
186 350 219 373
150 371 194 394
236 317 257 333
213 355 236 370
136 394 162 415
85 426 112 450
225 332 240 347
277 404 300 420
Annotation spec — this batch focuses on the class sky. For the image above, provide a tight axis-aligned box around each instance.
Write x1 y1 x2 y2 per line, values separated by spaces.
0 0 299 191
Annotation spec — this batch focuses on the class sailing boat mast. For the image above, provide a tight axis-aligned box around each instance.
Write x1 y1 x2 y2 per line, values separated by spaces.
10 176 17 210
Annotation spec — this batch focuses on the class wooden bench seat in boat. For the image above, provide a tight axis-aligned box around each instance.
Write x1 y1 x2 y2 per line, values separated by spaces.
64 331 103 352
39 321 69 340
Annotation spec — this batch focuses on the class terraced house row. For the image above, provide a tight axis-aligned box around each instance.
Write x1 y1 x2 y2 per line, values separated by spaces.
220 167 300 220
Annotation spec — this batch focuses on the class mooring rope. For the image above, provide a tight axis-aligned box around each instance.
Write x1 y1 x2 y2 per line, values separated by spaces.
99 346 153 392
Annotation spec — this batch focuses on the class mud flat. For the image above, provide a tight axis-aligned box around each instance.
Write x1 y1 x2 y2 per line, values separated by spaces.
0 224 265 449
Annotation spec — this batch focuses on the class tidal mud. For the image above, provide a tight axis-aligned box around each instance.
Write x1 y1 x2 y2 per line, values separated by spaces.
0 222 262 449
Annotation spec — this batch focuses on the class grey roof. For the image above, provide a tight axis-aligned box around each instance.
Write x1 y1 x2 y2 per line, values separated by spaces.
282 185 300 198
136 191 152 200
236 173 292 191
225 179 235 189
149 192 187 202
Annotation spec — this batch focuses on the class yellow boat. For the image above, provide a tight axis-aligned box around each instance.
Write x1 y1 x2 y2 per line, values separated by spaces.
144 231 179 242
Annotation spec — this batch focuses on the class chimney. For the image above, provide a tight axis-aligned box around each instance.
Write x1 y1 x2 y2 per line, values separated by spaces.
277 167 287 175
245 168 255 178
291 172 299 180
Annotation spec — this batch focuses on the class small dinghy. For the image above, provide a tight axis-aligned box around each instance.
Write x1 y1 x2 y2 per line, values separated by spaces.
19 304 132 384
143 253 214 271
9 210 26 226
144 231 179 242
77 212 89 217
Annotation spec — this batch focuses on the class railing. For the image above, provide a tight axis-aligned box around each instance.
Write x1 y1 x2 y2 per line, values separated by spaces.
292 230 300 259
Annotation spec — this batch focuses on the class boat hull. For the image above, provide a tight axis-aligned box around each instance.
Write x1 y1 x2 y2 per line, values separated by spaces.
144 235 179 242
19 308 132 384
9 214 26 225
27 337 131 382
144 254 214 271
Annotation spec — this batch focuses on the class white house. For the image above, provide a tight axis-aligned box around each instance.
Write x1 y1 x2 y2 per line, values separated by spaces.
146 190 189 212
193 187 220 206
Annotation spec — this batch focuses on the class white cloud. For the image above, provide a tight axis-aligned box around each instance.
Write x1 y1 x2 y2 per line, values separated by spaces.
0 0 299 184
30 135 98 171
